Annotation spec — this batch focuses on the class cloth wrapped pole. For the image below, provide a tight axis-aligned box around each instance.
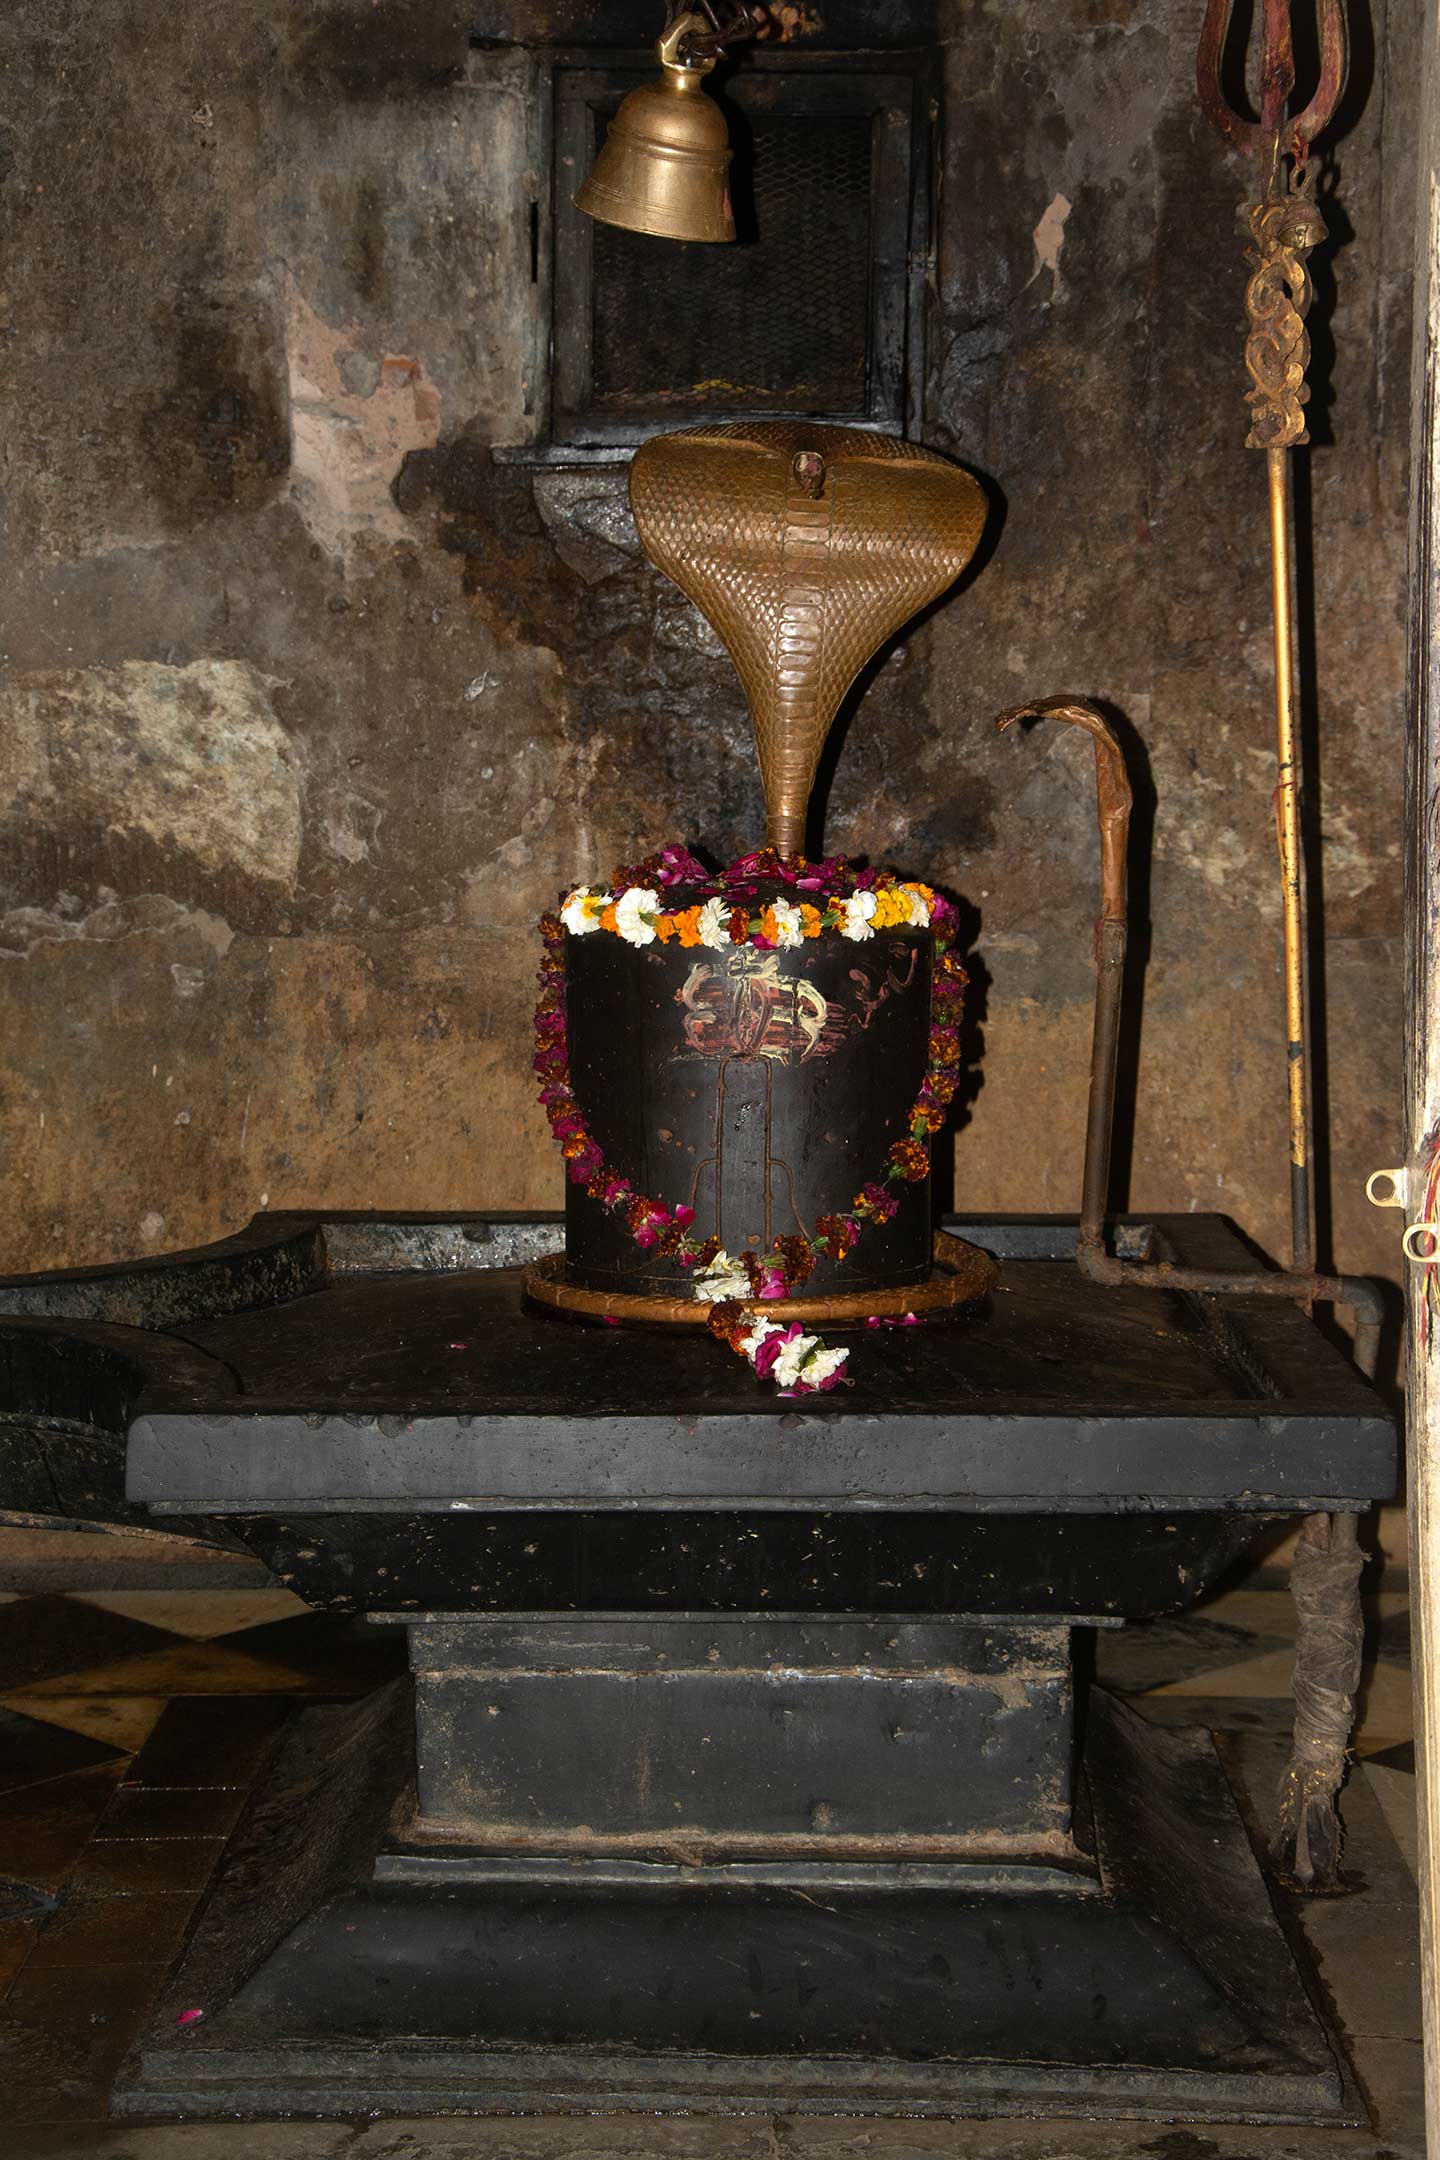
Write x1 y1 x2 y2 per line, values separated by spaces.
1271 1513 1366 1892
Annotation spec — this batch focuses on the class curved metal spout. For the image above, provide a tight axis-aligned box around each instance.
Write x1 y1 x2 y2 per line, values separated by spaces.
995 695 1379 1369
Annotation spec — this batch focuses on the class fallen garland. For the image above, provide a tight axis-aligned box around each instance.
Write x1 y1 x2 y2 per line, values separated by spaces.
535 844 966 1395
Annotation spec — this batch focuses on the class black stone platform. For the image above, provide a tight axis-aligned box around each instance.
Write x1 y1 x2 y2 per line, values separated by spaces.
0 1213 1397 2123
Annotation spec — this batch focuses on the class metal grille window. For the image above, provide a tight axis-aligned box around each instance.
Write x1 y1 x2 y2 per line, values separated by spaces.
551 57 931 450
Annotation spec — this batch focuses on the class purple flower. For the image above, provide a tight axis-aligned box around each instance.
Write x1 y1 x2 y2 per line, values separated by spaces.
658 844 710 887
567 1144 603 1184
859 1180 899 1223
752 1331 786 1380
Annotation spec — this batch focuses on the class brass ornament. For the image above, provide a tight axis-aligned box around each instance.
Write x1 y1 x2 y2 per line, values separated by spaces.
629 422 987 854
574 14 735 245
523 1231 999 1329
1243 161 1328 451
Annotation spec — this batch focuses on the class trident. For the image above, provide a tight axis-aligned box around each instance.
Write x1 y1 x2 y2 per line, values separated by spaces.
1196 0 1349 1275
1197 0 1361 1895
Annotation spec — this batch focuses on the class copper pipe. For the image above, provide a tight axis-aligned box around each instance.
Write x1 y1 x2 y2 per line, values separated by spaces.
996 698 1381 1342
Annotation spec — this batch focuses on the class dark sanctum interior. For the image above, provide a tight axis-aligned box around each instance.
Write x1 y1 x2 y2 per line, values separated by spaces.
0 0 1433 2154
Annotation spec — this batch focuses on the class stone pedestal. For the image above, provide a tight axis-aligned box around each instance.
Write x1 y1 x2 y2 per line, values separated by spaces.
118 1614 1354 2125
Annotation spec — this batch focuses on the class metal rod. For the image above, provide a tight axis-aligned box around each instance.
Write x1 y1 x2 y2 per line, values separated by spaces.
998 697 1380 1340
1268 444 1315 1272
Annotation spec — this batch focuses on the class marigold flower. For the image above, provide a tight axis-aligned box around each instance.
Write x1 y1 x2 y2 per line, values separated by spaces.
888 1136 930 1181
771 1234 815 1289
706 1300 753 1352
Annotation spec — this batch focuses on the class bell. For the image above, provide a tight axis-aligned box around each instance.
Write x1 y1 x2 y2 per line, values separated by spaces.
576 12 735 245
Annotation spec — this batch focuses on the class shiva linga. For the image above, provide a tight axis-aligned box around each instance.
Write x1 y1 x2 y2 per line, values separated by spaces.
523 422 999 1376
0 420 1395 2124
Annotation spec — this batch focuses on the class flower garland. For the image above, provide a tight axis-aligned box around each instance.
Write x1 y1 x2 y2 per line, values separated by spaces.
535 845 966 1396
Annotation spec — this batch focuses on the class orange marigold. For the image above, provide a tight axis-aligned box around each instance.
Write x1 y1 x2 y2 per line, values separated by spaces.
707 1300 752 1351
771 1234 815 1288
888 1136 930 1181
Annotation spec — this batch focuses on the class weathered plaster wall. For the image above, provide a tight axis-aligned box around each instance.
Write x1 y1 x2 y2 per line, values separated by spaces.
0 0 1413 1339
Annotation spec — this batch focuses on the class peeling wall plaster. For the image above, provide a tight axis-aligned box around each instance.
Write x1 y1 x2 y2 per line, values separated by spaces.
286 281 444 556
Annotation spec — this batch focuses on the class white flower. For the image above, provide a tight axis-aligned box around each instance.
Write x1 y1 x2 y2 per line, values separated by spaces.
840 889 878 942
800 1344 849 1387
693 1249 752 1303
772 1330 821 1388
696 895 731 949
769 898 805 949
561 886 604 935
903 884 932 928
613 885 661 947
740 1318 783 1361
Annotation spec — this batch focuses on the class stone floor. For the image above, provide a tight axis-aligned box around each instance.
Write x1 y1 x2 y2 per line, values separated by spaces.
0 1575 1421 2160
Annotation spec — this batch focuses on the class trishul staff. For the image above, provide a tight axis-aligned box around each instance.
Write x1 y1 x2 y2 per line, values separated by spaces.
1197 0 1346 1277
1197 0 1366 1892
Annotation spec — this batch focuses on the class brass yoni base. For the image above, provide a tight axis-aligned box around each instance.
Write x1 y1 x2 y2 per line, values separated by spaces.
522 1231 998 1330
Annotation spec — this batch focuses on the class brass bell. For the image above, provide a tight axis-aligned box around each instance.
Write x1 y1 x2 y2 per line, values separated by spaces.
575 12 735 245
